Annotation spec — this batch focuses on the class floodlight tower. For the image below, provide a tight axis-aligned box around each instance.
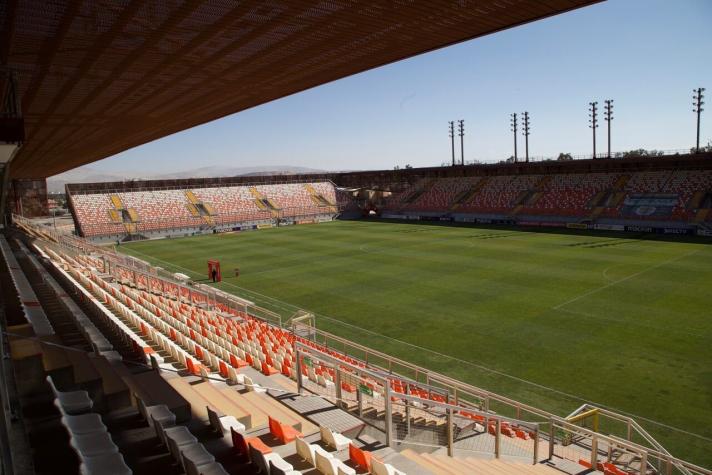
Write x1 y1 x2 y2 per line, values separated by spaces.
693 88 705 152
589 101 599 158
522 112 531 163
510 113 518 162
603 100 614 158
449 121 455 166
458 119 465 165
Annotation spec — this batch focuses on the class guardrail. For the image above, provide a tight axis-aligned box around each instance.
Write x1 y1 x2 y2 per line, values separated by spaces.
13 216 712 473
295 341 542 463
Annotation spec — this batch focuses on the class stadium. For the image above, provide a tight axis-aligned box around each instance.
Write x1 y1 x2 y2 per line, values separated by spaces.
0 2 711 475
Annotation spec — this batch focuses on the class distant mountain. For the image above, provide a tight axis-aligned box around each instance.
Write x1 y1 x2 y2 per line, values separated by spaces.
47 165 328 193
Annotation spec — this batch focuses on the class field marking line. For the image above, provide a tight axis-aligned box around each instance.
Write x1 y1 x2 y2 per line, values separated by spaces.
553 248 700 310
601 263 626 283
121 246 712 442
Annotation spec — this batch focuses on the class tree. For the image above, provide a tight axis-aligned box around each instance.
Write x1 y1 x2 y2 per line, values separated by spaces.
557 153 573 161
691 140 712 154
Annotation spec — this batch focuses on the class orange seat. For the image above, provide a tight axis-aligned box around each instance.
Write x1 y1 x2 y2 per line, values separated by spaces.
268 416 302 444
349 443 372 470
231 427 272 461
261 362 278 376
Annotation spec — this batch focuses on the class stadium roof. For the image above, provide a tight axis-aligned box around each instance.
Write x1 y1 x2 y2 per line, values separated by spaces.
3 0 601 179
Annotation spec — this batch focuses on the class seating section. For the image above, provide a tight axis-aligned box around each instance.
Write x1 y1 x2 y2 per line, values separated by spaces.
384 169 712 222
521 173 619 217
70 182 338 237
459 175 541 213
403 177 480 211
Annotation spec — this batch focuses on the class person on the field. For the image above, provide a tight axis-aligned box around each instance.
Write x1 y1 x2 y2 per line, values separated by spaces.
211 268 217 283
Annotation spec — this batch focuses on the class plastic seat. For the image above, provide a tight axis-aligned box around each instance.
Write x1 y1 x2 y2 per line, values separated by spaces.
207 405 245 436
47 375 93 415
180 443 215 475
61 413 107 436
70 431 119 459
249 443 293 474
320 426 350 451
79 452 132 475
165 425 198 462
295 437 333 467
269 459 303 475
269 416 302 444
315 451 354 475
370 458 406 475
348 444 371 471
197 462 230 475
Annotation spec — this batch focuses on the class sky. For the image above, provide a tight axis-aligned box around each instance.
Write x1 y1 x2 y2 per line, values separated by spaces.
78 0 712 176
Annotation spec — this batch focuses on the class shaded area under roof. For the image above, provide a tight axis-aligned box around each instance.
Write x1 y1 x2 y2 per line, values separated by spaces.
3 0 602 179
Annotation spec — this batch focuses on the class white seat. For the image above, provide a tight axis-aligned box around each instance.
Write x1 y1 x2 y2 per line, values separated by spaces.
146 404 175 428
79 452 132 475
164 425 197 462
195 462 230 475
269 460 303 475
70 431 119 459
47 375 93 415
250 443 293 474
315 451 353 475
180 442 215 475
320 426 351 451
61 413 107 436
371 458 406 475
207 405 246 436
337 466 357 475
295 437 333 467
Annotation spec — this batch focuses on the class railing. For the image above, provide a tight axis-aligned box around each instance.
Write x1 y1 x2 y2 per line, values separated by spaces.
12 216 712 474
549 418 711 475
66 178 341 196
454 148 702 167
72 205 339 239
295 342 542 463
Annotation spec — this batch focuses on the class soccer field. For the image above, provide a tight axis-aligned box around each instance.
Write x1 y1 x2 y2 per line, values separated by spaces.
119 220 712 465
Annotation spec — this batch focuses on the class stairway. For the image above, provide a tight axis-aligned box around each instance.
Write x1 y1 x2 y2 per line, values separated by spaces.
400 449 560 475
450 178 489 210
186 202 200 217
184 190 200 204
613 175 630 190
185 190 216 225
108 209 122 223
110 194 124 209
250 187 279 216
305 183 335 207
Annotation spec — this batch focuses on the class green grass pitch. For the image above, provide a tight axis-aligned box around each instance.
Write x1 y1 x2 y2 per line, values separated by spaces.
119 220 712 465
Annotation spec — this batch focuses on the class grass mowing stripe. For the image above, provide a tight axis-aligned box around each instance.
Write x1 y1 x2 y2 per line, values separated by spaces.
120 221 712 466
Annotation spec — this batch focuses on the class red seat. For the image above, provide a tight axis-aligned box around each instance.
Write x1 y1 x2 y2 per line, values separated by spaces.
349 443 372 470
231 427 272 463
261 361 278 376
268 416 302 444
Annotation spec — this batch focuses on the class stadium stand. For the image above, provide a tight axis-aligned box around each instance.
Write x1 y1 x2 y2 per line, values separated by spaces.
381 168 712 230
3 216 711 474
69 181 340 239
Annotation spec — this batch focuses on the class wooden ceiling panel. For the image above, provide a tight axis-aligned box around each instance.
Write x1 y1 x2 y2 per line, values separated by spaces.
3 0 603 178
